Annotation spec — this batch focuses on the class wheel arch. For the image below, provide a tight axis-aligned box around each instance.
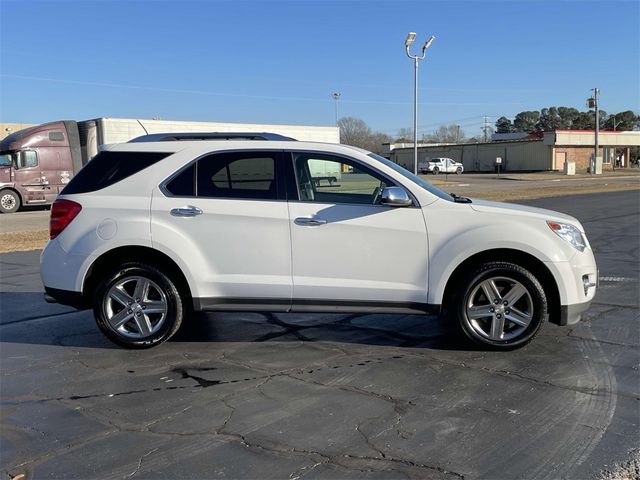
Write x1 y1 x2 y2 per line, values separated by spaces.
83 246 192 307
440 248 561 325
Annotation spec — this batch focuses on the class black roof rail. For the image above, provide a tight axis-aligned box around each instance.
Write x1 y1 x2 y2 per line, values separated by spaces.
128 132 297 143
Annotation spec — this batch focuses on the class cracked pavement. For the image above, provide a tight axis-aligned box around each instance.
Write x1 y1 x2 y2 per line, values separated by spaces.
1 190 638 479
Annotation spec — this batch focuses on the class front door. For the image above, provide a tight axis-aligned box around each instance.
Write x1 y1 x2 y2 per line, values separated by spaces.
151 150 292 309
286 151 429 311
14 150 49 203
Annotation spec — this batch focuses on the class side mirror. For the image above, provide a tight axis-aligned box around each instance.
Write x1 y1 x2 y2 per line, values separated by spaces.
380 187 412 207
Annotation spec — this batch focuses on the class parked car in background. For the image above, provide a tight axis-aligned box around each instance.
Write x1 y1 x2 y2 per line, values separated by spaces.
419 158 464 175
41 135 597 351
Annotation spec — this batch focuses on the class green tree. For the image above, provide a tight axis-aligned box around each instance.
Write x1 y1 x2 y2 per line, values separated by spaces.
513 111 540 132
571 110 609 130
557 107 580 129
536 107 563 131
572 111 594 130
495 116 515 133
603 111 639 131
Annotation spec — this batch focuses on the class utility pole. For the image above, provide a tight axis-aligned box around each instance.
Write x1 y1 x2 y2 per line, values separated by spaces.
482 115 491 142
587 88 600 174
332 92 341 126
456 125 461 143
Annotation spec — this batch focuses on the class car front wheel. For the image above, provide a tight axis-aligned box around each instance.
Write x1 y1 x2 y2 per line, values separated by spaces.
94 262 185 348
456 167 463 174
432 167 439 175
453 261 547 350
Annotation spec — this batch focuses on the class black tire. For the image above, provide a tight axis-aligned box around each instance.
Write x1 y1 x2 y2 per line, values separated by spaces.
456 167 463 175
432 167 440 175
0 189 21 213
93 262 185 348
452 261 547 350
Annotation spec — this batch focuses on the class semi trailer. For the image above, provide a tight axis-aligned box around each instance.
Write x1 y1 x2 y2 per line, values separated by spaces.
0 118 340 213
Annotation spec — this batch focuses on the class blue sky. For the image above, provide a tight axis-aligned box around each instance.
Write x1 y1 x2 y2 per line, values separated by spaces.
1 0 638 138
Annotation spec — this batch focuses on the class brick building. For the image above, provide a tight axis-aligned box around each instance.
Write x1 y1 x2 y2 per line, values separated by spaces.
549 130 639 172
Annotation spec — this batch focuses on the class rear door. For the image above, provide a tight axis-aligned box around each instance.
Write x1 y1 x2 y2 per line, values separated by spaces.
286 151 429 310
151 150 292 309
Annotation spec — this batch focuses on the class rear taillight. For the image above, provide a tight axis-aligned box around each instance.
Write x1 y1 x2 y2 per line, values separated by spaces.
50 199 82 239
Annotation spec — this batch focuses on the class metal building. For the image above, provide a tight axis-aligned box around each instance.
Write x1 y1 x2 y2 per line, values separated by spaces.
387 130 640 173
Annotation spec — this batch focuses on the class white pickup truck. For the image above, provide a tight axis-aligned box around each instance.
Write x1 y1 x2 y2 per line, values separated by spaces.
419 157 464 175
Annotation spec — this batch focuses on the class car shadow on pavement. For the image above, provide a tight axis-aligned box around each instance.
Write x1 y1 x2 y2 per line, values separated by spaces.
172 311 473 351
0 293 473 351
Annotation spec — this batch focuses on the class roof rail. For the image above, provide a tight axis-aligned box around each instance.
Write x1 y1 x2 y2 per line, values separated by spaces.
128 132 297 143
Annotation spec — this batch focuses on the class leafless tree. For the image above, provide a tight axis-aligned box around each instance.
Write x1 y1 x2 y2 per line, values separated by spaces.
338 117 391 155
423 124 465 143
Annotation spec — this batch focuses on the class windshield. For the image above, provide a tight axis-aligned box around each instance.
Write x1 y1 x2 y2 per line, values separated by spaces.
367 153 453 201
0 152 14 167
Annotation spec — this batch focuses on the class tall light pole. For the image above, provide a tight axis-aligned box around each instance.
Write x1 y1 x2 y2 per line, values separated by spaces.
332 92 341 126
587 88 600 174
405 32 435 175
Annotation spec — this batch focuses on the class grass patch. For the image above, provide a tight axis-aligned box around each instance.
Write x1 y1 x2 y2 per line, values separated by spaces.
0 229 49 253
471 183 639 202
600 450 639 480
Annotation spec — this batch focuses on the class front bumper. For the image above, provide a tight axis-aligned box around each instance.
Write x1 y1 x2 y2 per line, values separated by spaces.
559 300 593 326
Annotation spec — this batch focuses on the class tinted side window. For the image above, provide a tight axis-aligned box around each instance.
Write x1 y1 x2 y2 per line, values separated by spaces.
197 152 278 200
62 151 169 194
165 164 195 196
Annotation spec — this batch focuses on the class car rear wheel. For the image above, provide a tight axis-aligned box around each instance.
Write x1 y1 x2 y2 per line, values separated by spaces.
94 262 185 348
432 167 439 175
452 261 547 350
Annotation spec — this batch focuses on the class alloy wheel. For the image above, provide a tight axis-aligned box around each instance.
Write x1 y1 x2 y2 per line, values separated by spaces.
103 276 168 338
465 276 533 341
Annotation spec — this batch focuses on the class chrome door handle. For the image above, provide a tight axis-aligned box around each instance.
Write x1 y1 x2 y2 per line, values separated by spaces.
170 206 203 217
294 217 327 226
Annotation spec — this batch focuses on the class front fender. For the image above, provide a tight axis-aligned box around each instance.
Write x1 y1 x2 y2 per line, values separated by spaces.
427 223 574 305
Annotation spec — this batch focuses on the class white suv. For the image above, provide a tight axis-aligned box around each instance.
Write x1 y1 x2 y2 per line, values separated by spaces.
419 158 464 175
41 136 597 349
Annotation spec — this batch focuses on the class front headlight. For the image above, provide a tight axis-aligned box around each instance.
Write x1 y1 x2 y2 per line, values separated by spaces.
547 221 586 252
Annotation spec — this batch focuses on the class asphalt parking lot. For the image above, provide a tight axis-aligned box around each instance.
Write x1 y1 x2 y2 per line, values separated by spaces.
1 190 638 479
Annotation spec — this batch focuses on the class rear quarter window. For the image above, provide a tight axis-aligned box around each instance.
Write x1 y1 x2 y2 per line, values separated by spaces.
61 151 170 195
